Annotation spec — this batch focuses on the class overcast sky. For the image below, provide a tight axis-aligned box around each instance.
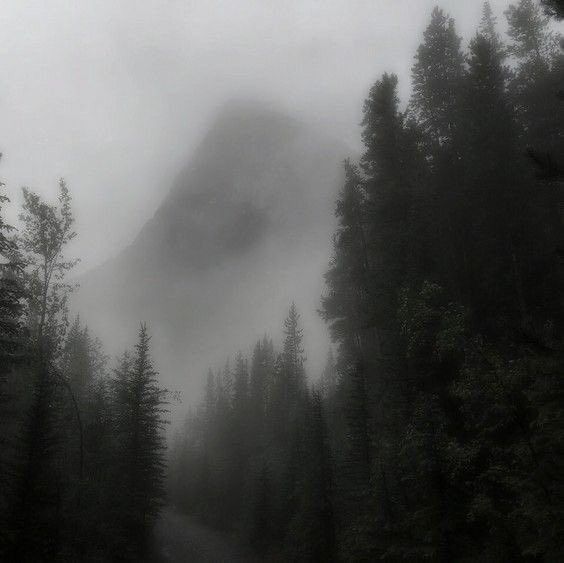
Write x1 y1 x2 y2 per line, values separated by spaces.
0 0 542 271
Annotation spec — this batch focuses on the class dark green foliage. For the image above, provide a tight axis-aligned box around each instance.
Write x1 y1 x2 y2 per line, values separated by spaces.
7 181 79 561
171 6 563 560
282 302 306 402
507 0 564 182
2 2 563 560
113 324 168 554
319 348 337 399
171 304 338 560
321 2 563 560
410 7 464 155
288 393 336 562
541 0 564 18
0 177 27 549
0 180 25 368
0 183 169 561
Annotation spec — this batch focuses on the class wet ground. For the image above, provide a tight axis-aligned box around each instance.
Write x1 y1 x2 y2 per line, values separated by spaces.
155 507 259 562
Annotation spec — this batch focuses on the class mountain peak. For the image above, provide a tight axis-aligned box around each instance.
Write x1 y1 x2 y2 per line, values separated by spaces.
167 100 304 206
191 99 302 167
76 103 346 400
212 98 300 129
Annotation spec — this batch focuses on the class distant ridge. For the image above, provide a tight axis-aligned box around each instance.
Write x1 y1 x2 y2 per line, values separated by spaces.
75 100 347 405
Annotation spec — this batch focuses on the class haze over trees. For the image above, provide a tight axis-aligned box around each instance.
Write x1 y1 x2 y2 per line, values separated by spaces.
171 2 564 561
0 0 563 561
0 182 168 560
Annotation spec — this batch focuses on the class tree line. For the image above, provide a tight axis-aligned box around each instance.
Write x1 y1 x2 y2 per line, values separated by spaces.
0 178 168 560
170 2 564 560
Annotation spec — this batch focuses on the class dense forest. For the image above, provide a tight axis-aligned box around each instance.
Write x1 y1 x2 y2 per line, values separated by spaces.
0 182 168 560
0 0 563 561
170 1 564 561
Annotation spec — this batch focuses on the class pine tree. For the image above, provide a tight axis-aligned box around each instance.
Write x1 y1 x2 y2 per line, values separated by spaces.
282 302 306 404
506 0 559 67
204 367 216 421
361 70 420 374
461 17 532 329
115 324 168 553
411 7 468 298
168 6 564 559
0 178 26 550
251 336 275 425
289 392 336 561
321 158 378 558
320 348 337 400
61 317 92 399
507 0 563 179
0 178 25 369
217 359 233 413
321 159 369 351
411 7 464 155
480 2 501 45
58 319 112 559
8 180 78 560
233 352 249 409
541 0 564 18
227 352 250 529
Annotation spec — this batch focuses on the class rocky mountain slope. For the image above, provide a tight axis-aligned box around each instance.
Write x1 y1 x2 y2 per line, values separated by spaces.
75 101 347 406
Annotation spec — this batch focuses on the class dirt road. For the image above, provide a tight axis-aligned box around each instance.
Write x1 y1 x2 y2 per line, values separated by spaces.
155 507 259 562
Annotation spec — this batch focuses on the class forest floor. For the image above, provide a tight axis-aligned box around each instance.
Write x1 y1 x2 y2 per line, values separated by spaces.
154 506 259 562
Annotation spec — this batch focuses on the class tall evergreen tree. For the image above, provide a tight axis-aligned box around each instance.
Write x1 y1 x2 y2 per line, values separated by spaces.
0 177 26 556
0 177 25 369
169 5 564 560
282 302 306 403
411 7 465 155
319 348 337 400
507 0 563 177
249 338 273 433
541 0 564 18
8 180 78 560
233 352 249 410
289 392 336 562
462 18 531 328
115 324 168 555
321 159 378 558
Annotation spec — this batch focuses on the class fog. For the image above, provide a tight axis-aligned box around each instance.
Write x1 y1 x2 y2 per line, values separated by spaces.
2 0 514 268
2 1 563 561
0 0 521 415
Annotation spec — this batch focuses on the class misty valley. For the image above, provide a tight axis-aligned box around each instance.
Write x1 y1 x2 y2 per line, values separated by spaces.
1 1 563 562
